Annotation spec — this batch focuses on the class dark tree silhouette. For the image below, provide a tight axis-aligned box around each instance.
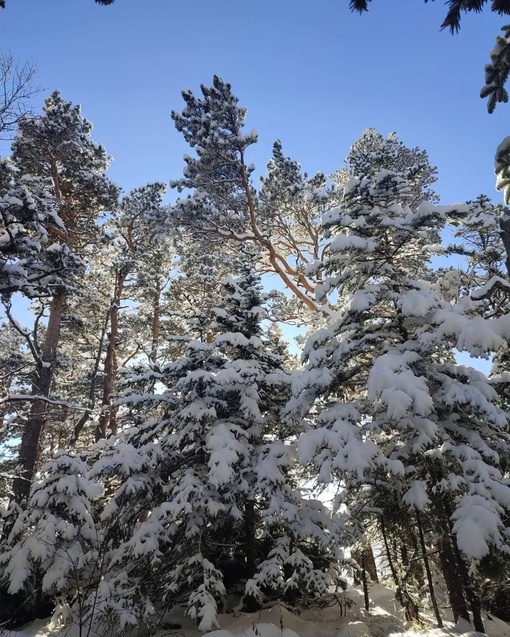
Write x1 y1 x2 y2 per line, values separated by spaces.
350 0 510 34
351 0 510 112
1 0 114 7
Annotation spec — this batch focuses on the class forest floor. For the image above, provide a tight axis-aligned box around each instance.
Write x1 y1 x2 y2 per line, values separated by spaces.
6 584 510 637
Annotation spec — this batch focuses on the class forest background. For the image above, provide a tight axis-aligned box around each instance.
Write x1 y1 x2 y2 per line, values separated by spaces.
2 0 510 635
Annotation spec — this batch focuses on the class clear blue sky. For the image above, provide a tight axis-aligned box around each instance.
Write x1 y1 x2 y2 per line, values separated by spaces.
2 0 509 206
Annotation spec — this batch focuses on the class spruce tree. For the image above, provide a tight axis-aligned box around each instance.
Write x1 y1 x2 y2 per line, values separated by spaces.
88 249 338 631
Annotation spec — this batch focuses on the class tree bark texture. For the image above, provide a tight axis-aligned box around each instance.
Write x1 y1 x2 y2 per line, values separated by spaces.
438 530 470 623
244 499 256 580
13 291 66 503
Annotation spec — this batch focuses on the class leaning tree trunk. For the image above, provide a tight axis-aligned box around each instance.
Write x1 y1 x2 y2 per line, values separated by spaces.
13 291 66 503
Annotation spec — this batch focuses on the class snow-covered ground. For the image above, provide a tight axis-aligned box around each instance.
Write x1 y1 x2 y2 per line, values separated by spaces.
7 585 510 637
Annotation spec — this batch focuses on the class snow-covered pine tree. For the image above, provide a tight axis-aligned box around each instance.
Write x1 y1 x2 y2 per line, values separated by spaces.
0 451 102 626
444 194 510 614
0 322 30 500
171 76 336 317
0 157 63 298
89 248 339 631
4 91 117 503
292 169 510 630
334 128 439 208
40 182 174 451
93 182 169 442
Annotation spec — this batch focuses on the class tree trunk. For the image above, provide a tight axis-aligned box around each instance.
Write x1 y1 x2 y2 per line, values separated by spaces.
380 517 399 587
438 530 470 623
381 517 420 623
499 211 510 278
441 500 484 632
353 545 379 583
149 283 161 364
452 538 485 633
244 499 256 579
70 308 110 446
13 291 66 503
416 512 443 628
96 271 125 441
361 553 370 611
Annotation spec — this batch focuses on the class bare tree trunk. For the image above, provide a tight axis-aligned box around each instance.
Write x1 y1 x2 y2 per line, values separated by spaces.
13 291 66 503
96 271 126 441
353 545 379 583
244 499 256 580
380 516 399 587
416 512 443 628
364 545 379 583
499 211 510 277
361 552 370 611
438 530 470 623
381 516 420 623
452 538 485 633
439 499 484 632
149 283 161 364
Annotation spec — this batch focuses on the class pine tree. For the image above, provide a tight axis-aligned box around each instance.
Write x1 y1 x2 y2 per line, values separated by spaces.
293 168 510 629
1 452 102 625
350 0 510 34
334 128 439 208
0 158 67 298
171 76 337 316
6 91 117 503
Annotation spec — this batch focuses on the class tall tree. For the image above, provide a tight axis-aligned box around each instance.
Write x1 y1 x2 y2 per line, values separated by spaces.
171 78 437 321
171 76 339 316
94 182 168 442
84 250 338 631
292 168 510 629
6 91 117 503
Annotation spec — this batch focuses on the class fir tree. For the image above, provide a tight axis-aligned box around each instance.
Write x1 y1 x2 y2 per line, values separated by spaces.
1 452 102 625
89 249 338 631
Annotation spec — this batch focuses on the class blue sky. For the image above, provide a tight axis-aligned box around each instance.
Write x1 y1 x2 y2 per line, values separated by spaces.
2 0 509 206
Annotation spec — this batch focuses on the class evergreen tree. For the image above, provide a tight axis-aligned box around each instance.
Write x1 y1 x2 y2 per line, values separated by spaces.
1 452 101 624
88 250 338 631
293 168 510 630
5 91 117 503
350 0 510 34
0 158 67 298
171 76 336 316
335 128 439 208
